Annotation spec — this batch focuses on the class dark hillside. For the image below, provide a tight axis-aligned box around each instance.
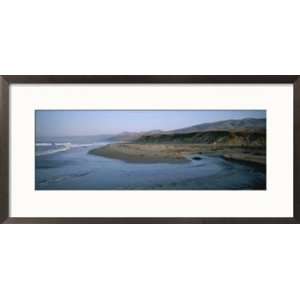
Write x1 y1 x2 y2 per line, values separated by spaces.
135 130 266 146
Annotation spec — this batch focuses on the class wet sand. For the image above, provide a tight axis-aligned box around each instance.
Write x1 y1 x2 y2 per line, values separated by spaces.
89 143 266 165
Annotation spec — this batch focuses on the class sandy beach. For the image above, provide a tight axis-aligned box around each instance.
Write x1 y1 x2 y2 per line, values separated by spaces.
89 143 266 166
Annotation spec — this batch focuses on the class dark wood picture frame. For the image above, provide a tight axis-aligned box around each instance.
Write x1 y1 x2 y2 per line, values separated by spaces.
0 75 299 224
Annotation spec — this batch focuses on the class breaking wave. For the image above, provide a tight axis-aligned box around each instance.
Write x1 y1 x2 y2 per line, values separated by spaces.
35 142 103 156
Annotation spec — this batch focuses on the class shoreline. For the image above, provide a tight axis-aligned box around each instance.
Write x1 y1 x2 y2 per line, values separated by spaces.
88 143 266 166
88 143 189 164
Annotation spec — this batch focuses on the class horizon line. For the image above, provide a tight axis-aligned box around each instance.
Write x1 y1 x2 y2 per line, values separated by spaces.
36 116 266 139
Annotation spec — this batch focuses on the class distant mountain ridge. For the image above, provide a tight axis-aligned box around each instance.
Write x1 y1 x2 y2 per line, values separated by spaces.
37 118 266 145
133 118 266 146
109 130 163 142
109 118 266 142
167 118 266 134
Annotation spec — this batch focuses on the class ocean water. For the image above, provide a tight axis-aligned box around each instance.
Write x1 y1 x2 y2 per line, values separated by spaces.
35 142 266 190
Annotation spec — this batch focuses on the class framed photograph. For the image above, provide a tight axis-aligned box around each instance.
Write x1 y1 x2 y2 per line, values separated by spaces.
0 75 299 223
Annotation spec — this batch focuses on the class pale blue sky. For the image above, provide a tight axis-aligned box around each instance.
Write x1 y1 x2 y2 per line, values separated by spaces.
36 110 266 137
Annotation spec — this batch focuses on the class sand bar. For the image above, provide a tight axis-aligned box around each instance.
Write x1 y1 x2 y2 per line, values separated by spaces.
89 143 266 166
